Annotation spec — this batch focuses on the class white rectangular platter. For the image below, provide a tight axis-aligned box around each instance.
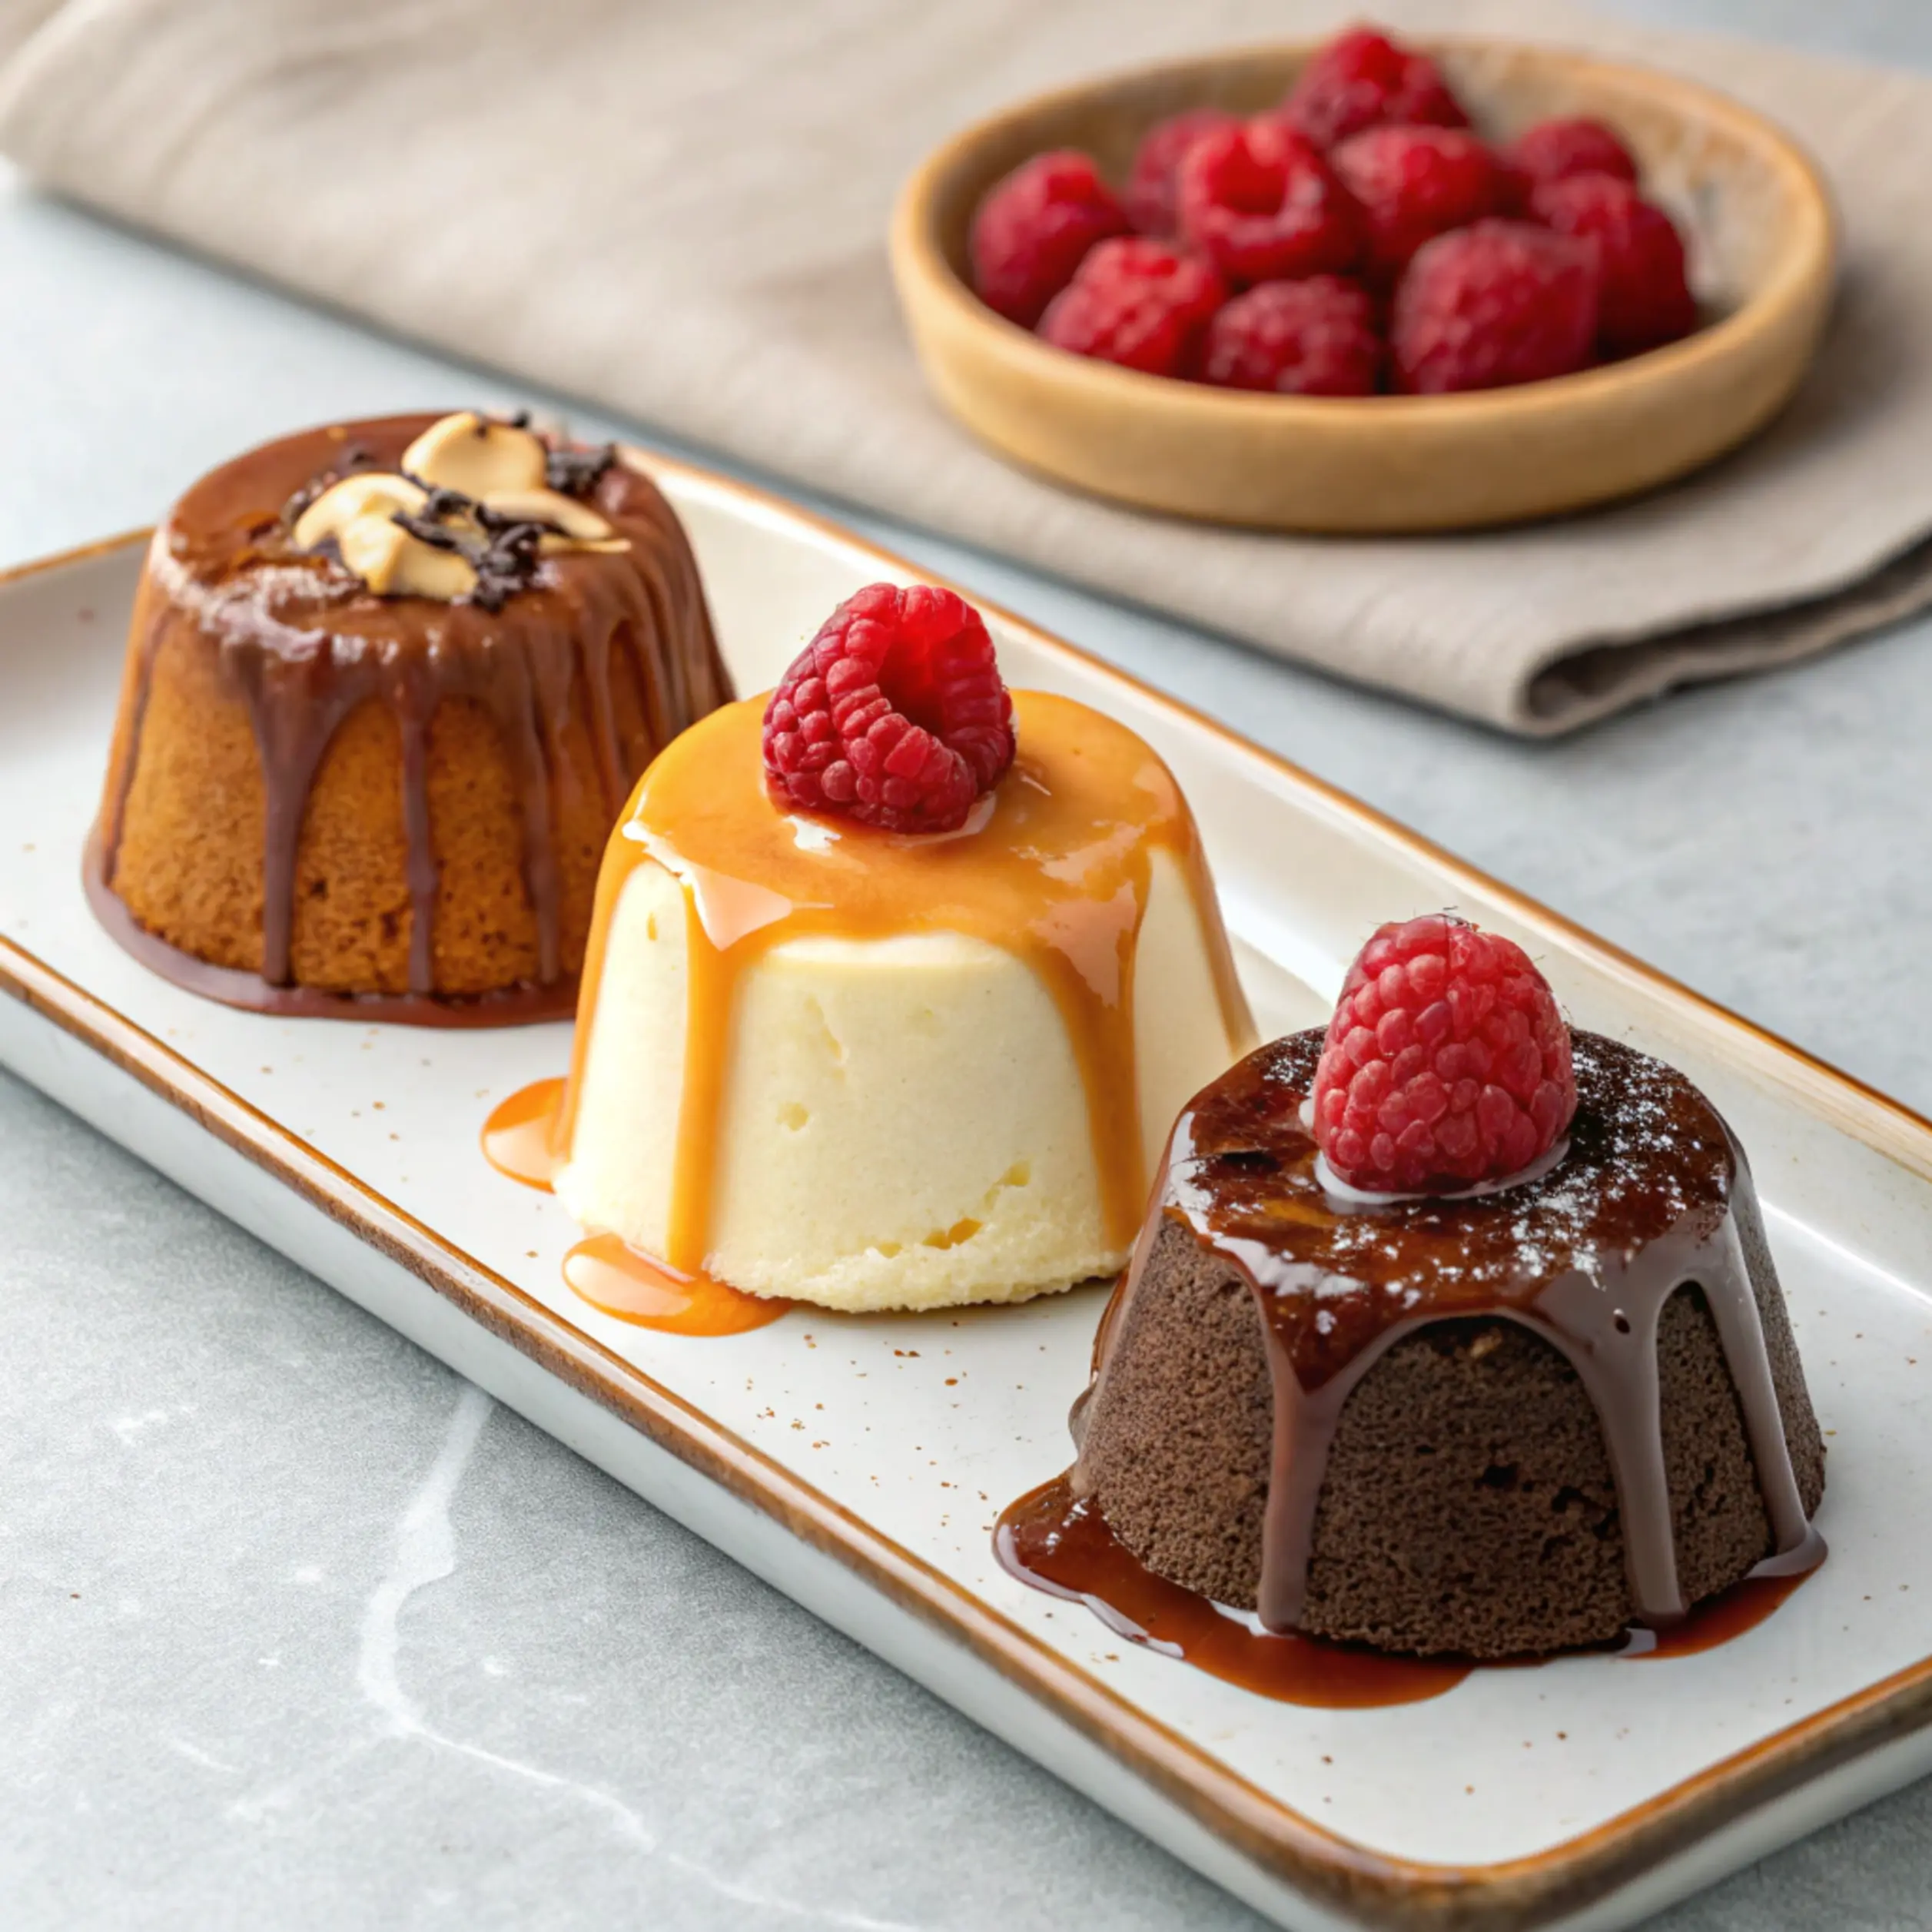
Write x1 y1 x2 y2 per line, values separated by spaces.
5 458 1932 1932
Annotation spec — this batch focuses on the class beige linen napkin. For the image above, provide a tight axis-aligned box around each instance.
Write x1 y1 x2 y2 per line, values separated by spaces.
2 0 1929 733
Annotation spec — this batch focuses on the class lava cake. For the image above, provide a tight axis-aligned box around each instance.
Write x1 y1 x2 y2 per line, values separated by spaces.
1070 914 1824 1658
88 410 730 1021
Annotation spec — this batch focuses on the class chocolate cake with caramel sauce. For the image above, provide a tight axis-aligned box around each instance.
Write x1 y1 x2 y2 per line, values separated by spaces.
1069 1027 1825 1658
87 411 729 1021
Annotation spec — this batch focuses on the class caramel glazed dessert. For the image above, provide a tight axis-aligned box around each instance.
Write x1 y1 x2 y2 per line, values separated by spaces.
87 411 729 1022
512 580 1258 1316
1067 916 1826 1659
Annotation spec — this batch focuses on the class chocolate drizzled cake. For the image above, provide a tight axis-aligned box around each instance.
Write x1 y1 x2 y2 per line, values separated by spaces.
87 412 729 1021
1071 1030 1825 1658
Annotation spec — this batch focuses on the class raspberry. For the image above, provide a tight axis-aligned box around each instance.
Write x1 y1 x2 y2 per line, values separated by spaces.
1329 124 1502 284
1532 173 1697 357
1201 275 1381 394
970 150 1129 328
1391 220 1598 394
762 584 1015 835
1505 117 1640 193
1312 915 1576 1194
1281 25 1469 148
1176 118 1361 286
1038 237 1227 378
1126 107 1239 237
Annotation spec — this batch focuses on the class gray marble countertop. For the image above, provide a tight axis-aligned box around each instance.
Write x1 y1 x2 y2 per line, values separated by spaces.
5 3 1929 1927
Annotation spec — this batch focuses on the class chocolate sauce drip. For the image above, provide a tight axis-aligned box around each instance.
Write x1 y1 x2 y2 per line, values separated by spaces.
1077 1031 1819 1633
397 659 439 994
92 415 731 1017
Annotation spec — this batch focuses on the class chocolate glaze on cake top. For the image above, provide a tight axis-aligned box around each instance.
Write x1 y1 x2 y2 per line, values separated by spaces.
92 413 729 1014
1075 1029 1821 1638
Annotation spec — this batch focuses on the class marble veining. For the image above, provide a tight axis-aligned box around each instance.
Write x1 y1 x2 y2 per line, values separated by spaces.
340 1384 932 1932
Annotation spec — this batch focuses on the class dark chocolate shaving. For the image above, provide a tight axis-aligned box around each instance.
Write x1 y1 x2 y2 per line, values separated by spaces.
546 442 616 497
470 520 547 611
390 510 465 553
292 426 616 609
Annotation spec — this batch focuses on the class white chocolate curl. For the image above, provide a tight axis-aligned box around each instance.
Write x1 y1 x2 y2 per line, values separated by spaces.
401 410 547 496
293 412 623 602
290 472 425 550
338 519 479 601
484 486 614 541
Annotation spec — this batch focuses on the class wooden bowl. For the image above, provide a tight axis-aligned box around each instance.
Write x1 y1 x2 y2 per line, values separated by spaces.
890 40 1837 533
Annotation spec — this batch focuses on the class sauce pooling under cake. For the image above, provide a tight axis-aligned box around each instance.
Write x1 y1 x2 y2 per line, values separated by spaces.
89 411 730 1021
1081 1031 1824 1638
553 689 1253 1295
1004 917 1826 1675
486 584 1256 1320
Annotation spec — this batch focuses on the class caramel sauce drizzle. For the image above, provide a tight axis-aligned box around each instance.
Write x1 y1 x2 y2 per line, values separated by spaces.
481 1081 788 1335
555 689 1253 1280
562 1235 792 1336
90 414 729 1021
481 1077 569 1190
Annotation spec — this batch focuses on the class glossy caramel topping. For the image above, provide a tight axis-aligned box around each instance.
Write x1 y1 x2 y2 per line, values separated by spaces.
1624 1553 1822 1658
480 1078 788 1337
482 1077 569 1190
559 689 1253 1279
563 1234 790 1336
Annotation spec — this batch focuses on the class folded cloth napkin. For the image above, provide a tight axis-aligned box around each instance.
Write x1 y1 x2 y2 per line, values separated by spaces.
4 0 1930 733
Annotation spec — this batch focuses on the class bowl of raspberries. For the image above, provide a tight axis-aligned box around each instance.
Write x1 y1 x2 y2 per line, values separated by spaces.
891 25 1834 532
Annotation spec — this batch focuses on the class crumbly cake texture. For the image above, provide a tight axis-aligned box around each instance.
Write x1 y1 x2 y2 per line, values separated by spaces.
1074 1031 1826 1658
95 413 729 1008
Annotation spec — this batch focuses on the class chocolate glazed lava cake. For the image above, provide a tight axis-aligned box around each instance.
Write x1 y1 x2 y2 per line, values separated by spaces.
1071 915 1824 1658
87 410 730 1021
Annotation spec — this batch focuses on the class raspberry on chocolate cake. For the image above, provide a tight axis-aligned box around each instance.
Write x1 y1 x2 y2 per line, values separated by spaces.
1065 914 1825 1659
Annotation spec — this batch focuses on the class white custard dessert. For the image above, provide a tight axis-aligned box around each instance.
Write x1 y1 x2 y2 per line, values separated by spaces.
551 687 1255 1313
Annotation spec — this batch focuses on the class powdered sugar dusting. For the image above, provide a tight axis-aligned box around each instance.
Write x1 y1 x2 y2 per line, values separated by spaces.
1167 1029 1734 1379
